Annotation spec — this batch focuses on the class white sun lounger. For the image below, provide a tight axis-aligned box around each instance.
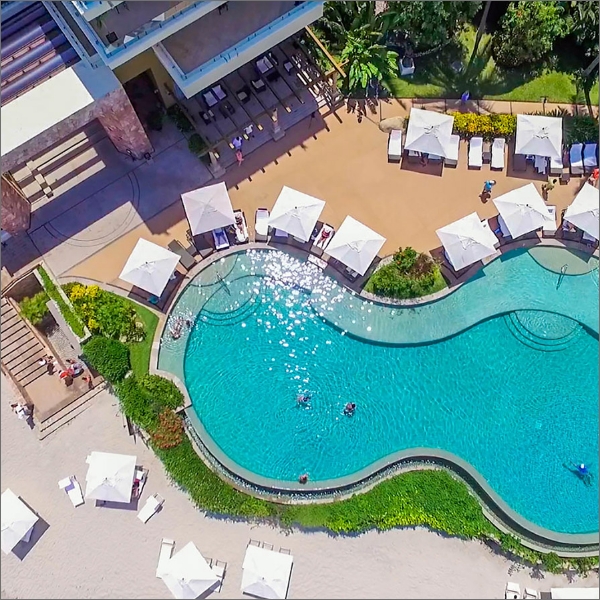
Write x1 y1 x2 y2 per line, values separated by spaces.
498 214 512 238
550 154 563 175
233 210 249 244
542 205 557 237
505 582 521 599
524 588 539 599
313 224 334 250
534 154 547 174
583 230 597 244
156 538 175 578
583 143 598 172
138 493 164 523
469 136 483 168
387 130 403 162
491 138 505 170
58 476 84 507
212 227 230 251
444 134 460 167
255 208 270 242
570 143 584 175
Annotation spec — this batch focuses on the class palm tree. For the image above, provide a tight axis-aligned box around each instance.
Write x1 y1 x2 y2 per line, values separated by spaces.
318 1 380 52
341 29 398 94
467 0 491 71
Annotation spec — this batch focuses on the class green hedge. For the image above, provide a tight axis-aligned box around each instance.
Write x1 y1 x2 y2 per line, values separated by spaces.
19 291 49 325
139 374 184 410
82 336 130 383
451 112 517 140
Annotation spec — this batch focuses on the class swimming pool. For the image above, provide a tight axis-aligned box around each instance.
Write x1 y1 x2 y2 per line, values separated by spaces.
158 247 599 536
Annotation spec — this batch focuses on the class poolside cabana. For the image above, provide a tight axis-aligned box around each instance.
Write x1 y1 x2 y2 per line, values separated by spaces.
404 108 455 157
492 183 554 238
564 183 599 240
268 186 325 242
160 542 220 599
436 212 498 271
325 216 386 276
119 238 180 297
84 452 137 504
1 489 39 554
514 114 562 160
241 545 293 599
181 182 236 236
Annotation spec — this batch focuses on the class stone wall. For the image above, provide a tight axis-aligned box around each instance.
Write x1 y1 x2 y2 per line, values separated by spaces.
1 176 31 235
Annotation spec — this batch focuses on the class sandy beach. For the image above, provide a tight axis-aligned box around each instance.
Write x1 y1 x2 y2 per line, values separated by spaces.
1 374 597 600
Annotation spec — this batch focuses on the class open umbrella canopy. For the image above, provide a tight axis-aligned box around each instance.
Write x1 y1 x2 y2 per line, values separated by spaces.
515 114 562 160
181 182 235 235
161 542 219 599
564 183 599 240
404 108 454 157
492 183 554 238
119 238 180 297
268 186 325 241
1 489 38 554
325 216 386 276
241 545 294 600
85 452 136 504
436 212 498 271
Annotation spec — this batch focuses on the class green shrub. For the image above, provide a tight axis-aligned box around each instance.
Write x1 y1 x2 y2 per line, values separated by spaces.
19 291 49 325
115 376 161 429
188 133 208 157
565 115 599 145
167 104 194 133
541 551 564 574
451 112 517 140
150 408 185 449
83 335 130 383
139 374 184 410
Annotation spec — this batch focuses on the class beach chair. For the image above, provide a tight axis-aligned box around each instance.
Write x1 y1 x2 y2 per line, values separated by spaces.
233 210 249 244
491 138 505 170
255 208 270 242
398 55 415 77
272 228 289 243
505 582 521 599
570 143 584 175
407 149 420 163
542 205 557 237
156 538 175 578
138 493 164 524
583 143 598 172
313 224 334 251
212 228 230 251
132 468 148 500
468 136 483 168
444 134 460 167
534 154 547 174
524 588 539 599
210 559 227 592
583 230 597 245
387 130 403 162
428 153 442 163
498 215 512 239
549 154 563 175
58 476 84 507
167 240 196 271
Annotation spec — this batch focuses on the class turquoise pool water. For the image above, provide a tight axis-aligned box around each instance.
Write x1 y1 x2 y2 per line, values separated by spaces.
159 248 599 535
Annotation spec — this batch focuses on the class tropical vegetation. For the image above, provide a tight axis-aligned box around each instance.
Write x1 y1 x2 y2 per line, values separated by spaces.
19 291 49 326
451 113 517 139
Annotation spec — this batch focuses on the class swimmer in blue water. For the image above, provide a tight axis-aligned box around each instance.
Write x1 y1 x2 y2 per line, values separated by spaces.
344 402 356 416
564 462 593 486
297 393 311 404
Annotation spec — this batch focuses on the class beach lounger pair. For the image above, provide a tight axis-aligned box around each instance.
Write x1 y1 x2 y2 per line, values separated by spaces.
58 476 84 507
387 130 403 162
138 493 164 523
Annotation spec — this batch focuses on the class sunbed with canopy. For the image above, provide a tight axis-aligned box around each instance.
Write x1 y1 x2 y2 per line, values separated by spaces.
268 186 325 242
241 544 293 599
564 182 599 240
1 489 39 554
84 451 137 504
514 114 562 161
181 182 235 236
404 108 454 158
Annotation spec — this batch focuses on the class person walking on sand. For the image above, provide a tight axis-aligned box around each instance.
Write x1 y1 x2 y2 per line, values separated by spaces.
483 180 496 194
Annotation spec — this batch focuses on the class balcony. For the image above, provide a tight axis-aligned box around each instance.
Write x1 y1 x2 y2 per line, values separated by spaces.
64 0 225 69
72 1 124 21
153 0 323 98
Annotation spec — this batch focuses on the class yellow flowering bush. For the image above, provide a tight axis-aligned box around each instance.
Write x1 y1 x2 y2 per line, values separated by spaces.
450 112 517 140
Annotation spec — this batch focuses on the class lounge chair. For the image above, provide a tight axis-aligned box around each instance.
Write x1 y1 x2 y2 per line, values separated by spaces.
212 227 230 251
307 254 327 270
398 55 415 77
313 224 334 251
583 230 597 245
407 149 420 163
255 208 270 242
444 134 460 167
534 154 547 174
524 588 539 599
156 538 175 578
428 153 442 163
498 214 512 238
272 228 289 243
167 240 196 271
233 210 249 244
505 582 521 599
387 130 403 162
491 138 505 170
570 143 584 175
132 468 148 500
542 205 557 237
583 142 598 172
138 493 164 524
58 476 84 507
468 136 483 168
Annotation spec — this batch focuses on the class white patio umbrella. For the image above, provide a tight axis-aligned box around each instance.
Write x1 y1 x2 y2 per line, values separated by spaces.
119 238 180 297
436 212 498 271
181 182 235 235
1 489 39 554
85 452 136 504
564 183 599 240
514 114 562 160
241 545 294 600
404 108 454 157
268 186 325 241
492 183 554 239
161 542 219 599
325 216 386 275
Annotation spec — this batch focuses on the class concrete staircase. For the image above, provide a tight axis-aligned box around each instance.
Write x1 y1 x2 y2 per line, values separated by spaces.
1 297 48 387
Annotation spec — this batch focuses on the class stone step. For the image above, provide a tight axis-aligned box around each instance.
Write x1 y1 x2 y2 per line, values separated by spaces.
13 352 47 379
2 329 37 357
3 338 40 365
2 312 23 333
20 363 48 387
2 320 30 344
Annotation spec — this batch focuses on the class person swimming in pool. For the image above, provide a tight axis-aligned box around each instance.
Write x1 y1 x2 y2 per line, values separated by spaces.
297 393 311 404
344 402 356 415
565 462 593 486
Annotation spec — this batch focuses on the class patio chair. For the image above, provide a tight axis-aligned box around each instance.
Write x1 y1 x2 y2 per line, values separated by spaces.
233 210 249 244
468 136 483 168
398 56 415 77
387 130 403 162
156 538 175 578
283 60 294 75
491 138 505 170
505 582 521 600
251 78 266 93
132 467 148 500
542 205 557 237
58 476 84 507
498 215 512 238
137 493 164 524
313 224 334 252
583 142 598 172
444 134 460 167
255 208 270 242
167 240 196 271
212 227 230 251
570 143 584 175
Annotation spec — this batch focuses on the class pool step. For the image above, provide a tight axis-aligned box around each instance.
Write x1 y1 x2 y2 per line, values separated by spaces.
199 295 258 327
504 312 581 352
